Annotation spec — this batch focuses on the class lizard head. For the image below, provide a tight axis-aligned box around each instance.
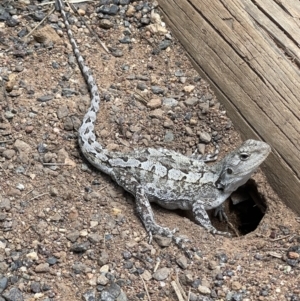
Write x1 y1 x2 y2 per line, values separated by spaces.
215 139 271 193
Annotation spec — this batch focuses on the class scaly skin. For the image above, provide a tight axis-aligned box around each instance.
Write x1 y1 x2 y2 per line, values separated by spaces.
56 0 271 243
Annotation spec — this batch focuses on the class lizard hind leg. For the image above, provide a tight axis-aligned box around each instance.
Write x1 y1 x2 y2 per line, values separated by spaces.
134 185 176 243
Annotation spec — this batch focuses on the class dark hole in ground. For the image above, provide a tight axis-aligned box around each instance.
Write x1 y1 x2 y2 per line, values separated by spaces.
211 179 267 236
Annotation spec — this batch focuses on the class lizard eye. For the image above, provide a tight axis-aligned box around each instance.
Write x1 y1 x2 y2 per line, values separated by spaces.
227 168 233 174
240 153 249 161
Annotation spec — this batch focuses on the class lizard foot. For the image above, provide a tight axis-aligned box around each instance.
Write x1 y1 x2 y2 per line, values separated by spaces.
147 224 177 244
173 236 190 248
214 204 228 222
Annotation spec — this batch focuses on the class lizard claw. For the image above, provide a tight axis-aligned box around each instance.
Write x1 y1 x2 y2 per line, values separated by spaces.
211 229 232 237
171 227 178 234
214 204 228 222
148 231 153 244
173 236 190 246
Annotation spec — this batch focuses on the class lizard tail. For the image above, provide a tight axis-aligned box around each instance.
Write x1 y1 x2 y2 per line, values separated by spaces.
56 0 102 149
56 0 116 175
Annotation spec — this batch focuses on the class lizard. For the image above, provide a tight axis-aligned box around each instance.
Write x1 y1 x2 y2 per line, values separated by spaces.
56 0 271 243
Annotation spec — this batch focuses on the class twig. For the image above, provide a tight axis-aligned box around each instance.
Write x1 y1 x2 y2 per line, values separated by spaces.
176 272 187 300
23 7 55 39
153 260 160 272
270 234 291 242
42 162 72 166
187 288 191 301
103 233 106 249
24 160 32 175
99 185 108 192
0 139 14 143
22 225 32 233
171 281 185 301
39 0 97 5
134 92 148 105
140 275 151 301
0 163 8 176
27 192 49 202
22 188 36 198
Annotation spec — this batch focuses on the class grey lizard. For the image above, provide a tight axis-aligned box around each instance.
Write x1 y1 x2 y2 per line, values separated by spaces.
56 0 271 243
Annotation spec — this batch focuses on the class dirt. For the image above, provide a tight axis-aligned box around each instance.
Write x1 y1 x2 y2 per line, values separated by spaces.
0 1 300 301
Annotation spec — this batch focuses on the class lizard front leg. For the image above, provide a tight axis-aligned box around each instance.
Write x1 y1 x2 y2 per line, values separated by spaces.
192 201 231 237
134 184 176 243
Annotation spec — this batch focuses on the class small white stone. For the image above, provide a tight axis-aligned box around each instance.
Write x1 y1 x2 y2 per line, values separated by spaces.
100 264 109 273
80 230 88 236
90 221 98 228
26 252 38 260
183 85 195 93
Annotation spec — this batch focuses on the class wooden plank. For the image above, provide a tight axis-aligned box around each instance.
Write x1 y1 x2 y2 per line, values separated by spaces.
158 0 300 213
243 2 300 65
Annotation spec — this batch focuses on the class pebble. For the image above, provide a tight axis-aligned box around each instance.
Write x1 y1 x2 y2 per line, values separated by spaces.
0 199 11 211
176 255 188 269
37 94 53 102
199 102 209 113
197 285 211 295
185 126 194 136
57 105 69 119
149 109 164 119
26 252 38 261
2 287 23 301
163 119 174 128
33 11 45 21
73 262 90 274
137 82 147 91
35 263 50 273
70 241 90 253
2 149 15 159
152 267 171 281
158 39 171 50
0 276 8 293
30 281 41 293
88 233 102 243
164 131 174 142
83 289 96 301
66 230 80 242
231 281 242 290
183 85 195 93
185 97 198 106
154 235 172 247
141 270 152 281
0 262 8 273
98 251 110 265
151 86 165 94
99 19 114 29
162 97 178 107
101 282 121 300
6 17 19 27
147 98 162 109
100 264 110 273
97 274 109 286
198 132 211 143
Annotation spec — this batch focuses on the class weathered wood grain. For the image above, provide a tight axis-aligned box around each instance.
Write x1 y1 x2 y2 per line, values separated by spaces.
158 0 300 213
